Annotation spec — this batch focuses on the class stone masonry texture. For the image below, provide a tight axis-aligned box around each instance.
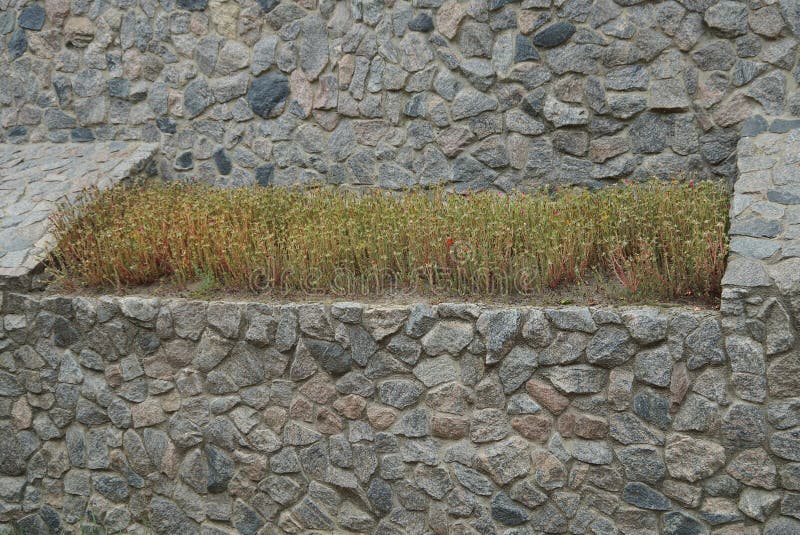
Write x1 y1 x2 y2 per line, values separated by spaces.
0 291 799 534
1 0 800 189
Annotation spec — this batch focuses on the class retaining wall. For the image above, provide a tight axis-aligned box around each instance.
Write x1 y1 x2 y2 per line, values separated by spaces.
0 293 799 534
1 0 800 188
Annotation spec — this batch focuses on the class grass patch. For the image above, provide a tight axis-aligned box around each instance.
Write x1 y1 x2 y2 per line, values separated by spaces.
50 180 729 303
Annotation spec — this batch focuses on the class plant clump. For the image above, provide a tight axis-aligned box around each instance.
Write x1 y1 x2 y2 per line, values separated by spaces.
51 180 729 302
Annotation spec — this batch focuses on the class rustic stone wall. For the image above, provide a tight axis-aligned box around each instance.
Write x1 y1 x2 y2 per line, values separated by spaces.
1 0 799 189
1 292 799 534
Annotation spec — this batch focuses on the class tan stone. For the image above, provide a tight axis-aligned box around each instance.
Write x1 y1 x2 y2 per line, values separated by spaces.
263 407 287 431
713 93 752 127
333 395 367 419
670 362 689 412
46 0 70 25
589 136 629 163
11 398 32 430
338 54 356 89
64 17 95 48
366 404 396 430
131 400 166 428
211 1 239 38
436 0 467 39
662 479 702 507
105 364 123 388
290 70 314 119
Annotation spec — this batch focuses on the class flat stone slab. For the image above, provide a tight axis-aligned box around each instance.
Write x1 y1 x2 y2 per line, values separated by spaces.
0 142 157 286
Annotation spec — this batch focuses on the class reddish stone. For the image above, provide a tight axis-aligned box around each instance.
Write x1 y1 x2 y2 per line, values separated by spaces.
574 414 608 439
263 407 287 431
333 394 367 419
511 415 553 442
557 412 576 437
290 397 314 422
299 373 337 404
432 415 469 439
316 406 344 434
525 379 569 414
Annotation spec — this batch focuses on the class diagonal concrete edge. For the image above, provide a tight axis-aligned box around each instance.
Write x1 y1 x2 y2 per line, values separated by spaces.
0 142 159 291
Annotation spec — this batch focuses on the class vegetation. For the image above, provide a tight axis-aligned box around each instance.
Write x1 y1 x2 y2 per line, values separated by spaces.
51 180 729 302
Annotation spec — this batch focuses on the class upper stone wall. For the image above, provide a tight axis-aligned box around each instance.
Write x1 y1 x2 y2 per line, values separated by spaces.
1 0 799 189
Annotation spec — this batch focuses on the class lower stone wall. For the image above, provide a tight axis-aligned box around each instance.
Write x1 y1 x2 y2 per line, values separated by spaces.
0 293 798 534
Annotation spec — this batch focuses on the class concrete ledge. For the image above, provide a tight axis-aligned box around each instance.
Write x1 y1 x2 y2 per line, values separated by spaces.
0 142 158 290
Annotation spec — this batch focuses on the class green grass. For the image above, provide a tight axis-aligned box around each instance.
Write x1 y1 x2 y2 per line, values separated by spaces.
50 180 729 303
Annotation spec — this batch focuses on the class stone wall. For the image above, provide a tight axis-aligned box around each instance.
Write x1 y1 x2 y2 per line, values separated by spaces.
1 293 799 534
1 0 800 189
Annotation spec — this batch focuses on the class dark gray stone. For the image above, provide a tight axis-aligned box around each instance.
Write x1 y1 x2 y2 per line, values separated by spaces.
533 22 576 48
491 492 530 525
515 35 539 62
623 482 671 510
303 338 352 376
663 511 708 535
213 148 232 176
8 28 28 60
177 0 208 10
408 13 434 32
247 72 290 118
183 78 214 119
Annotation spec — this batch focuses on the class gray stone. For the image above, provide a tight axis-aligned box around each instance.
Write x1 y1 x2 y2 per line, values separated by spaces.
746 71 787 115
634 388 672 430
450 89 498 121
663 511 708 535
623 482 671 510
586 326 635 367
617 445 666 484
247 72 290 118
543 96 589 127
566 439 613 465
491 492 530 525
704 1 748 37
634 346 672 387
19 5 45 31
691 40 735 71
543 365 607 393
300 16 328 80
533 22 576 48
771 428 800 461
673 394 718 432
421 320 473 356
303 338 352 376
183 78 214 119
665 433 726 482
476 309 522 363
378 379 424 409
8 28 27 60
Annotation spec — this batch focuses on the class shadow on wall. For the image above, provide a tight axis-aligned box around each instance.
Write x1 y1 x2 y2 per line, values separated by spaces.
1 0 799 189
